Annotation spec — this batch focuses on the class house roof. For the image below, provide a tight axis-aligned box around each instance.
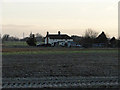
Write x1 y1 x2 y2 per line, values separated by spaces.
46 34 73 39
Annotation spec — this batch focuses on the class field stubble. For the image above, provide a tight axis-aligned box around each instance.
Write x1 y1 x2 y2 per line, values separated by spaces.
2 47 118 78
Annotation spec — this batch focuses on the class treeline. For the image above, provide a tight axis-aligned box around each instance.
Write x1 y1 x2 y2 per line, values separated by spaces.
1 29 120 48
71 29 120 48
1 33 44 42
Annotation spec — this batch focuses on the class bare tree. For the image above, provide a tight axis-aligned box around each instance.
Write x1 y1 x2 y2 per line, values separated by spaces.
35 33 43 38
35 33 44 42
2 34 9 42
84 29 98 38
81 29 98 48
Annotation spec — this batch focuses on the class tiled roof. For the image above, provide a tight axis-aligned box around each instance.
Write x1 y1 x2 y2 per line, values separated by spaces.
46 34 72 39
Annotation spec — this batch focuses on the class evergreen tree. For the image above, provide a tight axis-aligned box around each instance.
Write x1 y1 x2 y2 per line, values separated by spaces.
26 33 36 46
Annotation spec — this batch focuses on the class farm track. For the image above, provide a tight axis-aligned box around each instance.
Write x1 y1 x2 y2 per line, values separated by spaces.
2 77 118 88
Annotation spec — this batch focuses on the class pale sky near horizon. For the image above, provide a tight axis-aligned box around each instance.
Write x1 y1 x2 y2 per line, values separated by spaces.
1 0 119 38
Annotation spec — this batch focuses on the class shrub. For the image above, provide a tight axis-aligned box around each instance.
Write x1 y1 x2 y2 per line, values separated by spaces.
26 34 36 46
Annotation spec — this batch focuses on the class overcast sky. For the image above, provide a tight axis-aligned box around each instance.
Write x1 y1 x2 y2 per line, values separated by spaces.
1 0 119 38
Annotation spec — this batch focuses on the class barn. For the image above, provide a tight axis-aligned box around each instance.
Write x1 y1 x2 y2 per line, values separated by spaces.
45 31 73 46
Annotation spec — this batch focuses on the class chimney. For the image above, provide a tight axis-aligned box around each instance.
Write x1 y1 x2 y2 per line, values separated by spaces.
58 31 61 35
47 31 49 36
46 32 49 44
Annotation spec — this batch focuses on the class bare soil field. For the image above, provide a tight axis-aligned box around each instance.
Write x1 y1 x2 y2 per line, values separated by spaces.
2 47 118 78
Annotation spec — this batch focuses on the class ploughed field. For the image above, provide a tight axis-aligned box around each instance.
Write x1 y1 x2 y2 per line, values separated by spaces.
2 47 118 78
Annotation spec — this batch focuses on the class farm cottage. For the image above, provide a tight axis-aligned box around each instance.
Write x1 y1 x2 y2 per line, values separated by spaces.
45 31 73 46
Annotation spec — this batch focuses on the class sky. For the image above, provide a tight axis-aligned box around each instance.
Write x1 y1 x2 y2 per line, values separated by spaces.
1 0 119 38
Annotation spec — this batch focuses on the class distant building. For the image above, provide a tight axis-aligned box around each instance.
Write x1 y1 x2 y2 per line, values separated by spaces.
94 31 108 47
109 37 117 48
45 31 73 46
96 31 108 44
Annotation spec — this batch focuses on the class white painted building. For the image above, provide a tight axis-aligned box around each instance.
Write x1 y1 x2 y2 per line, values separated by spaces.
45 31 73 46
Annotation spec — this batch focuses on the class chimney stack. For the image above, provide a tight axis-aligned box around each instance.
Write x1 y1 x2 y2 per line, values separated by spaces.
58 31 61 35
47 31 49 36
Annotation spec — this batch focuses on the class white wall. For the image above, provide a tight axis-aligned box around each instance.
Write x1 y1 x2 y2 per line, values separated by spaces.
45 37 73 44
45 37 50 44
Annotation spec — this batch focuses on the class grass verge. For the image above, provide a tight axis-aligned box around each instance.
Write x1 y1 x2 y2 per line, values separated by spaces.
2 49 118 55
